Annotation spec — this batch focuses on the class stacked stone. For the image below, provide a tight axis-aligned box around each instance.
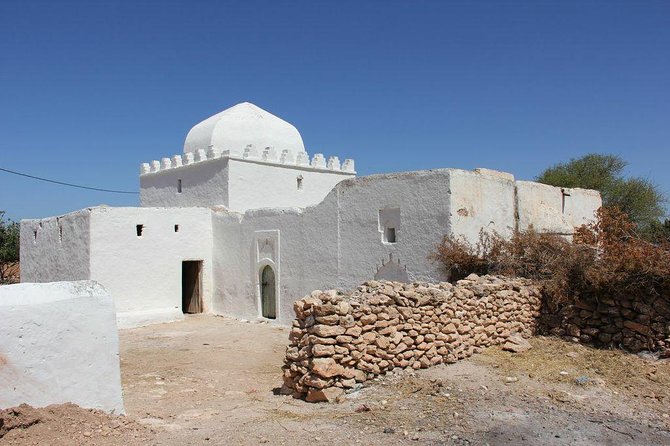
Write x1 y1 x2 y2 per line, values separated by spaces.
282 274 541 402
541 293 670 354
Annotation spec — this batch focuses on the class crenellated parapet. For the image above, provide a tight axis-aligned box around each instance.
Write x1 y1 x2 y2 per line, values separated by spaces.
140 145 355 176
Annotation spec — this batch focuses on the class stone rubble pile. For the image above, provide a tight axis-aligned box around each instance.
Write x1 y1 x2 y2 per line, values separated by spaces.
282 274 541 402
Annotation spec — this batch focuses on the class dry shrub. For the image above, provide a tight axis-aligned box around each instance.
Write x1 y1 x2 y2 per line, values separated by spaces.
432 207 670 305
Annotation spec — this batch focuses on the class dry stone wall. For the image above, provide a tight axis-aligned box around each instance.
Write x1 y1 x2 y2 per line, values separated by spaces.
541 293 670 354
282 275 541 402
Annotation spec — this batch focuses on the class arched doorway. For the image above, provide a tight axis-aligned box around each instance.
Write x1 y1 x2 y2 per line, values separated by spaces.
260 265 276 319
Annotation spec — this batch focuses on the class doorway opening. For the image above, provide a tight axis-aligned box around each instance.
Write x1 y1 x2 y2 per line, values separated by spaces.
260 265 276 319
182 260 203 314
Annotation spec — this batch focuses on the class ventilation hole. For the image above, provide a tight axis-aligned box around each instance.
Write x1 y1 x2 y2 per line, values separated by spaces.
136 224 144 237
174 224 179 233
297 175 303 190
177 179 182 193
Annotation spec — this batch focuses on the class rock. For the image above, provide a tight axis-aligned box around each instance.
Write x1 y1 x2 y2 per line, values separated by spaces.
502 334 532 353
305 386 344 403
504 376 518 383
312 344 335 357
310 324 345 337
311 358 345 378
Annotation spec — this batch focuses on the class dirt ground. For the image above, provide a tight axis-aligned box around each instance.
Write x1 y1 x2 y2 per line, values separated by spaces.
2 314 670 445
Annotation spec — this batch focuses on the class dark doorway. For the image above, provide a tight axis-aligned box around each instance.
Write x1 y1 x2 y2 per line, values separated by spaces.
182 261 203 314
260 265 276 319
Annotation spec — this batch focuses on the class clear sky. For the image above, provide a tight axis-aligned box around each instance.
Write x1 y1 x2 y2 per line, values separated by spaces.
1 0 668 221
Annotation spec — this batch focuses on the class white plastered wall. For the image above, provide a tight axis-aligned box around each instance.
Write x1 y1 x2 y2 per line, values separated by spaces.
140 156 354 214
89 207 213 328
20 209 91 282
212 170 454 324
226 158 354 212
140 157 230 208
0 281 124 414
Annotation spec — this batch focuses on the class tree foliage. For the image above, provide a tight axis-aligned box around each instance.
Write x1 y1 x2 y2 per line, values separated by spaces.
536 154 667 237
0 211 20 284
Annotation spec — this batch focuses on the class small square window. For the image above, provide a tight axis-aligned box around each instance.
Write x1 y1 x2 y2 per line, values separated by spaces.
136 224 144 237
297 175 303 191
174 224 179 232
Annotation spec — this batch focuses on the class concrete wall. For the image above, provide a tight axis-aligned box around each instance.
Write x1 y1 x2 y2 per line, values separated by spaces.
89 207 213 328
20 209 91 282
0 281 124 414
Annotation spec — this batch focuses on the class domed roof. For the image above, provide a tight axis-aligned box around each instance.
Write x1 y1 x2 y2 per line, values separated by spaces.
183 102 306 157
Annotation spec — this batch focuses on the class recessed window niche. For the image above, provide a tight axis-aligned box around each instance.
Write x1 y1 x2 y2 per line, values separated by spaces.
378 208 400 244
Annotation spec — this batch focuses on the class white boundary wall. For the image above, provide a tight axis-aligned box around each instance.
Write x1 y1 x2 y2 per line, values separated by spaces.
0 281 124 414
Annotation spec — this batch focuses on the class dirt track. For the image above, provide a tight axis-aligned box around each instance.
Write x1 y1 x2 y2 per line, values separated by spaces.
2 314 670 445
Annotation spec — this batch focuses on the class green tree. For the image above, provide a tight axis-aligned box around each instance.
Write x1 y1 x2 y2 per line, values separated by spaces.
536 154 667 236
0 211 20 283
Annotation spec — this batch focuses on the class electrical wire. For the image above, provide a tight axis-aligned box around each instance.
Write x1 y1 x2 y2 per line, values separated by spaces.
0 166 139 194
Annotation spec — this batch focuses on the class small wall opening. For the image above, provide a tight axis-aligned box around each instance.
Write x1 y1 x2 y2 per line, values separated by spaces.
177 179 182 193
174 224 179 232
182 260 203 314
297 175 303 191
384 227 396 243
379 208 400 244
136 224 144 237
260 265 277 319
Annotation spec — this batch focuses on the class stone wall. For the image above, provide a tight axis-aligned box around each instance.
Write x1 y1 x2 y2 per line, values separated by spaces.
282 275 541 402
540 293 670 354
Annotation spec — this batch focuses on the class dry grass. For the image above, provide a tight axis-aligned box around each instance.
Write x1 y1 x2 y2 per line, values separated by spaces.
476 336 670 407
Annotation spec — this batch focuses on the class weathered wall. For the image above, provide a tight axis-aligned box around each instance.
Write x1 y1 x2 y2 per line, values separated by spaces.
516 181 602 234
20 209 91 282
89 207 213 328
448 169 517 243
282 275 541 402
0 281 124 414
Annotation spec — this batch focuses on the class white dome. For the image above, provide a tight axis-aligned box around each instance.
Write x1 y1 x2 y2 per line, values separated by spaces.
183 102 306 157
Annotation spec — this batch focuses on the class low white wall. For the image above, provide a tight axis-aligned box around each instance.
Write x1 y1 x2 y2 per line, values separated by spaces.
0 281 124 414
20 209 91 282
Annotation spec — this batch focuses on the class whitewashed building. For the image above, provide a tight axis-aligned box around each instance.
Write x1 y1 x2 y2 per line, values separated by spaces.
21 102 602 328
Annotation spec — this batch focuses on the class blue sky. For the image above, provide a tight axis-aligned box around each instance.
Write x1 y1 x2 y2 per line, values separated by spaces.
1 0 668 221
